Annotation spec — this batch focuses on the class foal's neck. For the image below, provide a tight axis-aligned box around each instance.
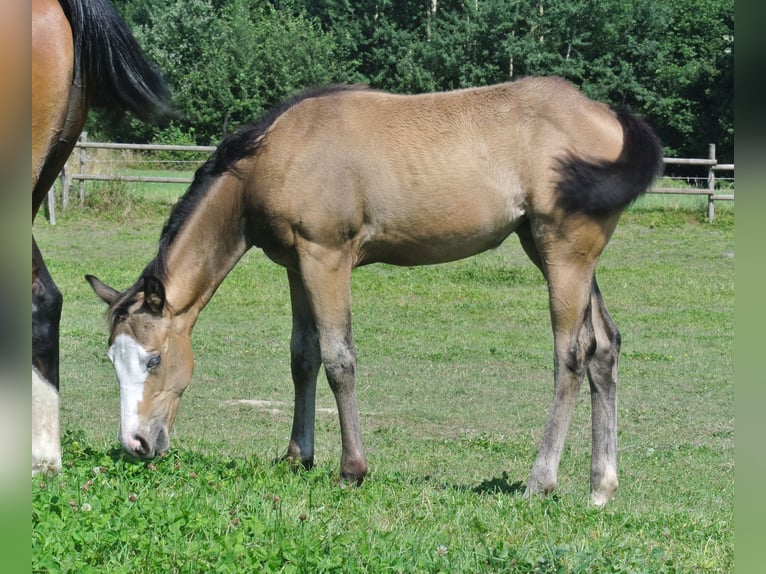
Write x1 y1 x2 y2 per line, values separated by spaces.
162 174 250 319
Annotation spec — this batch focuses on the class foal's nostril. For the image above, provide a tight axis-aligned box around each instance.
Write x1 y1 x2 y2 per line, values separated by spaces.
133 434 151 458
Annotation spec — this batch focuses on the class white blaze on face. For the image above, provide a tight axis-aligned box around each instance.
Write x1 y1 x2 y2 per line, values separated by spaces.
108 333 152 452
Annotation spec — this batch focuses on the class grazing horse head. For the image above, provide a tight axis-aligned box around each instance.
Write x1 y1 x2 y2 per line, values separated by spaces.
86 273 192 459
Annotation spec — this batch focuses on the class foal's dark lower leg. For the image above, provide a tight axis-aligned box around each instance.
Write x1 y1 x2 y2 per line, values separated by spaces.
286 271 322 469
322 333 367 484
586 280 620 506
526 311 592 497
293 247 367 485
519 217 620 504
518 222 591 497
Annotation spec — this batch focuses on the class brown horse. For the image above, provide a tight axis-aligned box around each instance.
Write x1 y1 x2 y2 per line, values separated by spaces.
32 0 169 475
87 78 662 505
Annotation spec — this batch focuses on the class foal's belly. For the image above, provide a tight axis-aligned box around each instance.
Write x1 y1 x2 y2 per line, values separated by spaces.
354 198 527 267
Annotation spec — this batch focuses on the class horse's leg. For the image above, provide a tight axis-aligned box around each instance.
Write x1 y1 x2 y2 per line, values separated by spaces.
586 278 620 506
32 236 63 475
285 269 322 469
518 220 603 500
297 243 367 484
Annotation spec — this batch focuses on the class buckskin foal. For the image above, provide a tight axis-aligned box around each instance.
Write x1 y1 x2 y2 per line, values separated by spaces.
87 78 662 505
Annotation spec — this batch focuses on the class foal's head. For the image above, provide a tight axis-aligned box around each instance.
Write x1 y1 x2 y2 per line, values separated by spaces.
86 273 192 460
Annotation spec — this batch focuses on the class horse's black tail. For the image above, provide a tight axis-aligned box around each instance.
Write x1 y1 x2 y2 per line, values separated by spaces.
58 0 171 121
555 107 664 216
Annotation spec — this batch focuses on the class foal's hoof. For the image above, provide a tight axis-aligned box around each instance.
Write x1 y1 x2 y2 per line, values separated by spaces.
590 468 619 507
590 480 618 507
338 471 365 489
590 490 614 508
525 476 555 496
339 459 367 488
280 454 313 472
524 474 556 499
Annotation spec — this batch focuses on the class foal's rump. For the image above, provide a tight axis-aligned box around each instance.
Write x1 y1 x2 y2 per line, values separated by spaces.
250 77 659 266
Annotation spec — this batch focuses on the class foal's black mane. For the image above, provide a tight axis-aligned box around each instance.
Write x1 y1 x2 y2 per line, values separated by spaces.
107 84 366 326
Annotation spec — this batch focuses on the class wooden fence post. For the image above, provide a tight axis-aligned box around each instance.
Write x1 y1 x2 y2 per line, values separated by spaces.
78 131 87 207
60 163 70 210
46 181 56 225
707 143 716 223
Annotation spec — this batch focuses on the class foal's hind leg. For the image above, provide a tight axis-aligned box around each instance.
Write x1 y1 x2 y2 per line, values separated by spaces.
285 270 322 469
586 279 620 506
518 218 614 502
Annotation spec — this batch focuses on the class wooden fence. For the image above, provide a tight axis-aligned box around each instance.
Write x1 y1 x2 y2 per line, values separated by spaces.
649 144 734 222
47 135 734 224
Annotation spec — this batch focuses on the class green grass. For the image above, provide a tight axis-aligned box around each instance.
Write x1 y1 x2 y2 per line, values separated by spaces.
32 189 733 572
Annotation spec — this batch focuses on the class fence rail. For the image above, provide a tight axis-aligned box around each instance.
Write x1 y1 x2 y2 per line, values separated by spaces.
74 141 217 153
47 135 733 224
645 144 734 221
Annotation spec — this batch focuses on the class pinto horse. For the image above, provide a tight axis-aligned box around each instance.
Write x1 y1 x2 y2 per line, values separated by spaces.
32 0 169 475
87 78 662 505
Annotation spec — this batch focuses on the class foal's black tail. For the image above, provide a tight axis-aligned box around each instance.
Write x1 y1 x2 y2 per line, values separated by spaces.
555 107 664 216
59 0 171 120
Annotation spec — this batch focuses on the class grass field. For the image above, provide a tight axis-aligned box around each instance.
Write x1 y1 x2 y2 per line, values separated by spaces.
32 182 734 572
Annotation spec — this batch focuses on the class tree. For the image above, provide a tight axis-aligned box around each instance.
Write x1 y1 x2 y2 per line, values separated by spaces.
93 0 733 161
643 0 734 160
89 0 348 144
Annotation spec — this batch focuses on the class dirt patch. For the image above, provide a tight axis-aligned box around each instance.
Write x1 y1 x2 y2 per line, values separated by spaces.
227 399 338 415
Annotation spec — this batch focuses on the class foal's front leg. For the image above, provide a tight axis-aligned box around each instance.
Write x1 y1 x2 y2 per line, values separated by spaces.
297 245 367 484
285 270 321 469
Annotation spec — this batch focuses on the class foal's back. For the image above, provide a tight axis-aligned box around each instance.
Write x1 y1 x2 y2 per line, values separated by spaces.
247 77 625 266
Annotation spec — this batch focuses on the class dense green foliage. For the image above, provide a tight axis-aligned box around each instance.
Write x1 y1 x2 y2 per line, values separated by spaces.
93 0 733 162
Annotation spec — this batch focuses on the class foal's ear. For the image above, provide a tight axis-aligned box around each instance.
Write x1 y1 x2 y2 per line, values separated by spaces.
142 275 166 315
85 274 120 305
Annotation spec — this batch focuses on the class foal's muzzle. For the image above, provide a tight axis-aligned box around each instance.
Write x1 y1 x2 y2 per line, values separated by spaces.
121 424 169 460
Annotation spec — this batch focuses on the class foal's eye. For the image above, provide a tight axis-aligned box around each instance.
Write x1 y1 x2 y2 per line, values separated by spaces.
147 355 161 371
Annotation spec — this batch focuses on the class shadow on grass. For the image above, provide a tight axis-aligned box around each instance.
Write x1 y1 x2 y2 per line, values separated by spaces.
107 445 154 466
471 471 525 495
107 446 124 462
430 471 526 496
106 445 180 468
